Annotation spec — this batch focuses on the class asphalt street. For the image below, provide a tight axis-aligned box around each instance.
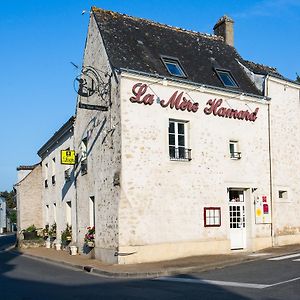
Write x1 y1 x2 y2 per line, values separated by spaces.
1 235 300 299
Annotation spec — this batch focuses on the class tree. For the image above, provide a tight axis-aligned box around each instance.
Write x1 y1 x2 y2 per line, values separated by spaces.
0 190 16 209
296 73 300 83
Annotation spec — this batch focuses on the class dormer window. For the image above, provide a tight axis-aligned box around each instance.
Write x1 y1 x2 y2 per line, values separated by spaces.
216 69 238 88
161 56 186 77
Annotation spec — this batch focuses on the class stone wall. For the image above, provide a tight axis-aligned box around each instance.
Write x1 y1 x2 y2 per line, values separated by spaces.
268 77 300 245
74 14 121 263
16 165 43 231
118 74 271 263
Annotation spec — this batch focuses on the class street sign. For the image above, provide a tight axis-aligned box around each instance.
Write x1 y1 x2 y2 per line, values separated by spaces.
61 150 76 165
78 102 108 111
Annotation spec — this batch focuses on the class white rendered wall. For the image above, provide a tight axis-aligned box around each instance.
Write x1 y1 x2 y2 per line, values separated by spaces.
118 74 271 263
268 77 300 245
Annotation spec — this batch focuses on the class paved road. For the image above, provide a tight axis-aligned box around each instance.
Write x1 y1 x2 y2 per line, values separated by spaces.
157 252 300 299
1 234 300 299
0 233 16 250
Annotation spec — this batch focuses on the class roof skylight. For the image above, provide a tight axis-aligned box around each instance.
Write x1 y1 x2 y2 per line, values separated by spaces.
161 57 186 78
216 69 238 88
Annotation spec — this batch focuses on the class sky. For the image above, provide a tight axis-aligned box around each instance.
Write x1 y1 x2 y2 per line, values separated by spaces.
0 0 299 191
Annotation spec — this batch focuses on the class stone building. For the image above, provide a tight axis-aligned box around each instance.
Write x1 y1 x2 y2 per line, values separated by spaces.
72 7 300 264
0 194 6 233
37 116 76 243
15 164 43 232
16 7 300 264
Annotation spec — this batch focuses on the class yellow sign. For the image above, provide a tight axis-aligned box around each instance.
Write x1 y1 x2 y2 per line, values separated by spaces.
61 150 76 165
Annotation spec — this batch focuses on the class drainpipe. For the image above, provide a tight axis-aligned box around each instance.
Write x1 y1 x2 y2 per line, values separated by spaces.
265 75 275 246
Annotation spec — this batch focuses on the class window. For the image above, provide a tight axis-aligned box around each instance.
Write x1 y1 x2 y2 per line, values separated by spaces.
45 205 49 224
216 69 238 88
44 162 48 178
229 140 241 159
161 57 186 77
89 196 95 228
204 207 221 227
44 179 48 188
52 175 56 185
81 137 88 175
279 190 288 200
64 168 71 181
169 120 191 161
66 201 72 226
51 158 56 175
53 203 57 223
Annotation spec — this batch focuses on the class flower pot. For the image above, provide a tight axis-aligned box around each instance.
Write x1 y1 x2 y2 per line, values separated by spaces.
23 231 38 240
45 240 51 249
69 245 77 255
87 241 95 248
55 243 61 251
66 236 72 241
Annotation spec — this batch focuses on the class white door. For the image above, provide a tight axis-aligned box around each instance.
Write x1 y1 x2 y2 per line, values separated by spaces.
229 190 246 249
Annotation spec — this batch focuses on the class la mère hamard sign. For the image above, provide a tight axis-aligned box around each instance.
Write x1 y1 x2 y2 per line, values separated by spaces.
129 83 259 122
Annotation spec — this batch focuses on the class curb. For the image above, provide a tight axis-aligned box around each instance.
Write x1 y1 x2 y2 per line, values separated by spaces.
10 246 300 279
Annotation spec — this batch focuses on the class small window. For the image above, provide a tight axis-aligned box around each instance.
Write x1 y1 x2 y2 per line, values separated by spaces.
204 207 221 227
161 57 186 77
81 137 88 175
229 140 241 159
64 168 71 181
216 69 238 87
278 190 288 200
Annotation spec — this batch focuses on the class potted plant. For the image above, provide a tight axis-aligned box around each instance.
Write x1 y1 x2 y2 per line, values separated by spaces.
42 224 49 239
84 226 95 248
61 224 72 245
48 222 57 239
22 224 38 240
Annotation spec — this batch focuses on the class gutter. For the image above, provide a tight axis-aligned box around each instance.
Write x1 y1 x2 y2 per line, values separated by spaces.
117 67 271 101
265 74 276 246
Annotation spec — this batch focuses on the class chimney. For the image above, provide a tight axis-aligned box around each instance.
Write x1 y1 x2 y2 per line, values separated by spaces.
213 16 234 47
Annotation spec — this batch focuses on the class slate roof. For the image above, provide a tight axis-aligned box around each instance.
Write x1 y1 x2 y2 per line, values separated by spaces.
243 60 283 78
92 7 267 96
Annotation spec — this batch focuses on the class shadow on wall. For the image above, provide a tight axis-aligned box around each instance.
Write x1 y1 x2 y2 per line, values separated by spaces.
61 116 108 200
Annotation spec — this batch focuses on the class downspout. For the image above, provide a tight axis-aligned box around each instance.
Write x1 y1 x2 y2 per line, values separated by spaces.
265 75 276 246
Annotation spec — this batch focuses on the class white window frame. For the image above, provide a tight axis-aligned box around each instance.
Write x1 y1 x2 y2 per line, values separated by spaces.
66 201 72 226
161 56 187 78
89 196 95 228
169 120 191 161
229 140 241 159
216 69 239 88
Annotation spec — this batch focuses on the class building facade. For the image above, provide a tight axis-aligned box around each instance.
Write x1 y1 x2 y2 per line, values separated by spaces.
37 116 76 243
0 194 6 234
71 8 300 264
16 7 300 264
15 164 43 232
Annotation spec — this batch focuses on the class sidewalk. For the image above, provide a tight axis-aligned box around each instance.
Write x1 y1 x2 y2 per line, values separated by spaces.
16 243 300 279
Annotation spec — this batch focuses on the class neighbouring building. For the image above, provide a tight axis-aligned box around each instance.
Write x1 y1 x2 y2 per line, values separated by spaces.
16 7 300 264
15 164 43 232
37 116 76 243
0 194 6 233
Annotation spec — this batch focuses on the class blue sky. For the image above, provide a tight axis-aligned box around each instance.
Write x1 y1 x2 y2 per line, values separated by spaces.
0 0 299 191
